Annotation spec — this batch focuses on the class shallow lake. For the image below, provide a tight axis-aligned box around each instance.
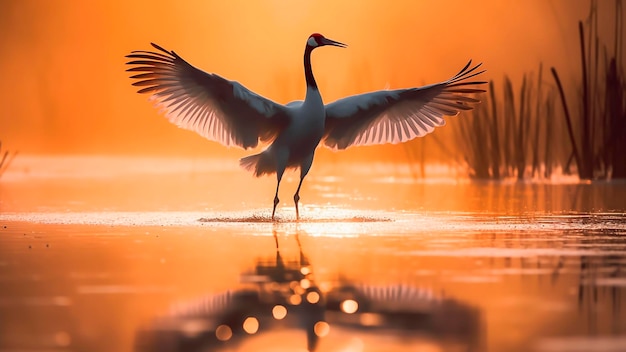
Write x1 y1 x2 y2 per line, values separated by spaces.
1 156 625 352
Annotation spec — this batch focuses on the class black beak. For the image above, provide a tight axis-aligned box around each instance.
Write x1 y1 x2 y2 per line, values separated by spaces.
322 37 347 48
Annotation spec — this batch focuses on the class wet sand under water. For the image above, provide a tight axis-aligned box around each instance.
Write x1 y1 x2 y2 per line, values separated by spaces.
1 156 626 352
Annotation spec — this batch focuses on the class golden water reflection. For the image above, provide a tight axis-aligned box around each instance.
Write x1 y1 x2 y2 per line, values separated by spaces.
134 228 483 352
0 217 625 351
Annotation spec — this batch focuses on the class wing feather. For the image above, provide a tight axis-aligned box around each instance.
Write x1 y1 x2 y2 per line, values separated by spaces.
323 60 486 150
126 43 289 149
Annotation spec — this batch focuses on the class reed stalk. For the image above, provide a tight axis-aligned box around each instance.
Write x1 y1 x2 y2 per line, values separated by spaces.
0 141 18 179
454 65 559 180
551 0 625 179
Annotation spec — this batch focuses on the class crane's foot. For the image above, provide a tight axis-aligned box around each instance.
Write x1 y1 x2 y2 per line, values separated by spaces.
294 194 300 221
272 196 280 221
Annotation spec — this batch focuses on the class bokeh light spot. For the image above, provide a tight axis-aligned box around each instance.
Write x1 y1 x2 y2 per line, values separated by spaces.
288 294 302 305
272 305 287 320
360 313 383 326
215 325 232 341
314 321 330 337
341 299 359 314
243 317 259 334
306 291 320 304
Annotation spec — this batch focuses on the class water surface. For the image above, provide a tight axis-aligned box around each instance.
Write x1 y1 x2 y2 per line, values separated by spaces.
1 156 625 352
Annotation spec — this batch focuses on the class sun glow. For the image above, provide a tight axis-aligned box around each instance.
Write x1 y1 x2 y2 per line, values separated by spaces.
0 0 596 158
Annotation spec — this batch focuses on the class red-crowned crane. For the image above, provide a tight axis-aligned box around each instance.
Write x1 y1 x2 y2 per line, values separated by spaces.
126 33 485 221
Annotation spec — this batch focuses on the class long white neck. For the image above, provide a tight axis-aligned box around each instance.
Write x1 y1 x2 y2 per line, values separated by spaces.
304 45 317 90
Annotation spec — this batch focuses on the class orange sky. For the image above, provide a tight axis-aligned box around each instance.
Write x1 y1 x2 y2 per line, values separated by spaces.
0 1 619 158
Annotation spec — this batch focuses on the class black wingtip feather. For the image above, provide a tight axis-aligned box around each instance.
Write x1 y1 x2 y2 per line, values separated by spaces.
450 62 485 83
456 60 472 78
136 86 160 94
150 42 171 54
125 53 172 62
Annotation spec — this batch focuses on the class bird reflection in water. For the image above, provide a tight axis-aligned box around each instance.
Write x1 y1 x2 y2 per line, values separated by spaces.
134 229 482 351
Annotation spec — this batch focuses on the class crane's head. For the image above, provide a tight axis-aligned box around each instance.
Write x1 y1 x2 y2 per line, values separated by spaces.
307 33 347 49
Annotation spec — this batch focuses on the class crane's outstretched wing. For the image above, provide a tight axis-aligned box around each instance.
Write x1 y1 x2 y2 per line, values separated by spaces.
126 43 289 149
323 61 486 150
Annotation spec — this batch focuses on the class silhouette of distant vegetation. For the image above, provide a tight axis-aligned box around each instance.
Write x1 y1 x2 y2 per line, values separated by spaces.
456 0 625 180
455 66 562 180
0 141 17 179
551 0 625 180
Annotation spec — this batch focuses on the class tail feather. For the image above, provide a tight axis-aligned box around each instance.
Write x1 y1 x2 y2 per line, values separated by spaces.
239 152 275 177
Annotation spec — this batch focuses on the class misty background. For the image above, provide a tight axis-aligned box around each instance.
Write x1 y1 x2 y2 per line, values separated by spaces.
0 1 620 162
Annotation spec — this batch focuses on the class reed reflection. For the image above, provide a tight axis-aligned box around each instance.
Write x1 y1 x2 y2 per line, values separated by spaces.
134 228 483 351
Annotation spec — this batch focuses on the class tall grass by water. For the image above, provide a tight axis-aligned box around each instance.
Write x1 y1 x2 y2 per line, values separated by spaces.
454 0 625 181
551 0 626 180
454 67 562 180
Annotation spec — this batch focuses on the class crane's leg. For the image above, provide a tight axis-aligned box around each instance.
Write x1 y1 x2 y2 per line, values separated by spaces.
272 150 289 221
294 153 315 221
272 170 283 221
294 179 303 221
